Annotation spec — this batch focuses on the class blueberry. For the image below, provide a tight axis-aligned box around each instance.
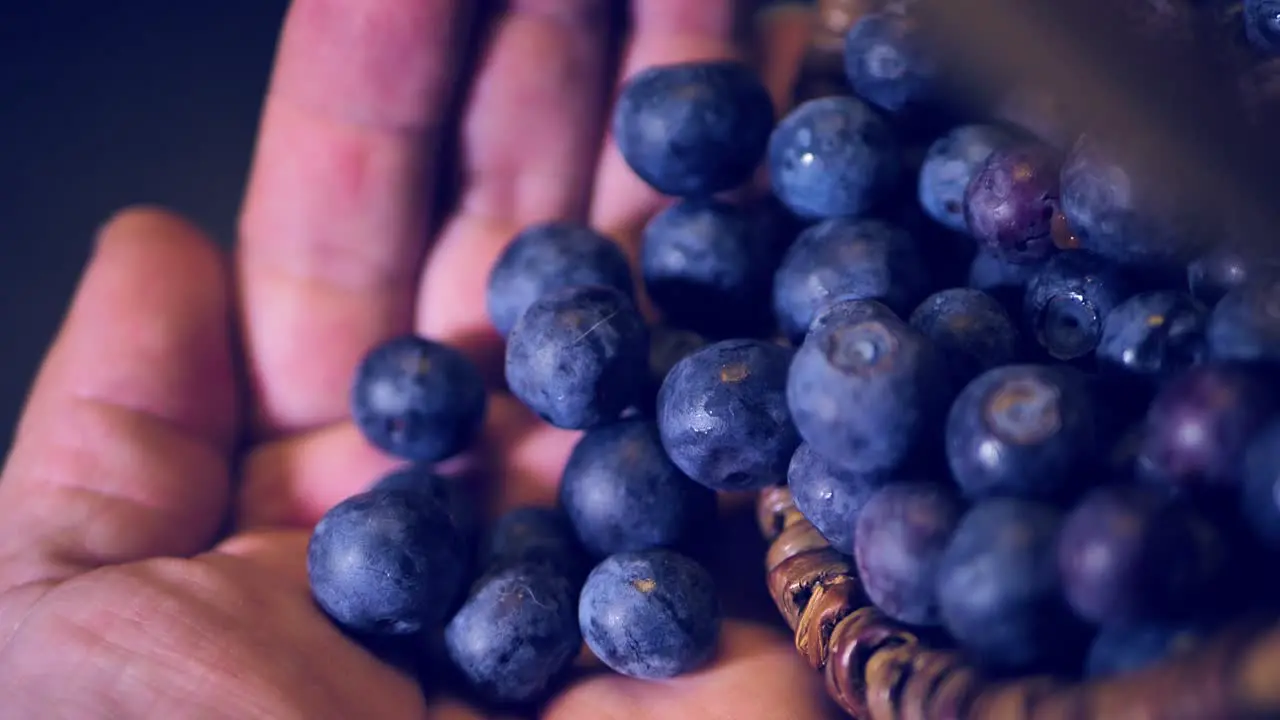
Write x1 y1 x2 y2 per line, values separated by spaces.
485 222 634 338
772 218 931 343
945 364 1097 503
842 11 941 119
788 299 954 473
767 95 902 220
853 481 964 626
370 465 478 541
444 565 581 704
918 124 1021 234
504 285 649 430
1136 362 1280 490
1240 420 1280 550
641 325 709 414
559 419 716 558
1245 0 1280 54
350 336 487 463
1207 274 1280 362
1059 134 1196 267
909 288 1020 388
641 199 778 338
967 248 1042 316
936 498 1082 673
1096 291 1208 381
578 549 721 679
963 141 1065 265
612 61 775 197
1024 251 1134 361
1188 246 1280 306
787 442 890 556
657 339 800 491
484 507 590 583
307 488 469 635
1058 485 1225 624
1085 619 1213 679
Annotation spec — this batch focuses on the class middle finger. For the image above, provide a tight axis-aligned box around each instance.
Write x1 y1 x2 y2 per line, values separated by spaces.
416 0 620 372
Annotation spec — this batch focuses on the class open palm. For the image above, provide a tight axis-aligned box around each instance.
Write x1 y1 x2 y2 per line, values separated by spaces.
0 1 836 718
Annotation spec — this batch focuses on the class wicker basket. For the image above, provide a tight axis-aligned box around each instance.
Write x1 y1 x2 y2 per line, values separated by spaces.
759 1 1280 717
755 485 1280 719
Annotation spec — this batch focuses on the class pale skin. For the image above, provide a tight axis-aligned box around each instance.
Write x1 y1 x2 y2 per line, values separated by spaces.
0 1 837 718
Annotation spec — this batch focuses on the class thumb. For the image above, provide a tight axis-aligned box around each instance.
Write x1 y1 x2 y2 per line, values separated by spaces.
0 207 240 594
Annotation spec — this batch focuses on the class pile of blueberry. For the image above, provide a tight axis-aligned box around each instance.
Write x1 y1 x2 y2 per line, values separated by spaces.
306 0 1280 710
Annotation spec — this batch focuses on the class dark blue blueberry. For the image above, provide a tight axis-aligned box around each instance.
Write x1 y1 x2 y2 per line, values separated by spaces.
1136 362 1280 490
1097 291 1208 381
787 298 954 473
641 199 778 338
485 222 634 338
767 95 902 220
1207 274 1280 362
787 442 891 556
963 141 1064 265
612 61 775 197
1240 420 1280 550
967 249 1042 316
945 364 1097 503
370 465 478 542
1058 485 1226 624
772 217 930 342
307 488 469 635
656 339 800 491
1085 619 1213 679
936 498 1084 673
842 11 941 119
1245 0 1280 54
578 549 721 679
350 336 487 463
504 285 649 430
559 419 716 558
1188 246 1280 306
444 565 581 704
909 288 1020 388
918 124 1021 233
1059 134 1197 267
484 506 590 584
640 325 709 415
888 195 977 291
1024 251 1134 361
853 481 964 626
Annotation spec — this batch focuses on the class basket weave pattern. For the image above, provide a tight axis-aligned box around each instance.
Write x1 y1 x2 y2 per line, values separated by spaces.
755 486 1280 719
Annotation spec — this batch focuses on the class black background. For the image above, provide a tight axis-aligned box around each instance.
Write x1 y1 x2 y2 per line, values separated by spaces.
0 3 288 451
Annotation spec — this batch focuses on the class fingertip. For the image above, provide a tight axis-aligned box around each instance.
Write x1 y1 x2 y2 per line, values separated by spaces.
34 204 237 445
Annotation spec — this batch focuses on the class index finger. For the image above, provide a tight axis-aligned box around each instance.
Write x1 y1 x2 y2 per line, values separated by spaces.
236 0 474 438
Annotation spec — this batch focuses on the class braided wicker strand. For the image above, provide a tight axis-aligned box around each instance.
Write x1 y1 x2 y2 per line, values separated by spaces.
755 487 1280 719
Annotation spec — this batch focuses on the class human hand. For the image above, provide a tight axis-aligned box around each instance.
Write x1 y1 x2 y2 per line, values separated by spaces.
0 1 837 718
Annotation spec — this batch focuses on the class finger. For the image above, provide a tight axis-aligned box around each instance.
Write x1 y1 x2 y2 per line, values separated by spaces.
589 0 746 251
0 208 239 592
756 2 817 111
237 0 473 437
236 395 577 530
417 0 620 372
546 621 840 720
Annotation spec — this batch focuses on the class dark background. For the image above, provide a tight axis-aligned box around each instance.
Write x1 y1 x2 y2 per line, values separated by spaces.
0 3 288 452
